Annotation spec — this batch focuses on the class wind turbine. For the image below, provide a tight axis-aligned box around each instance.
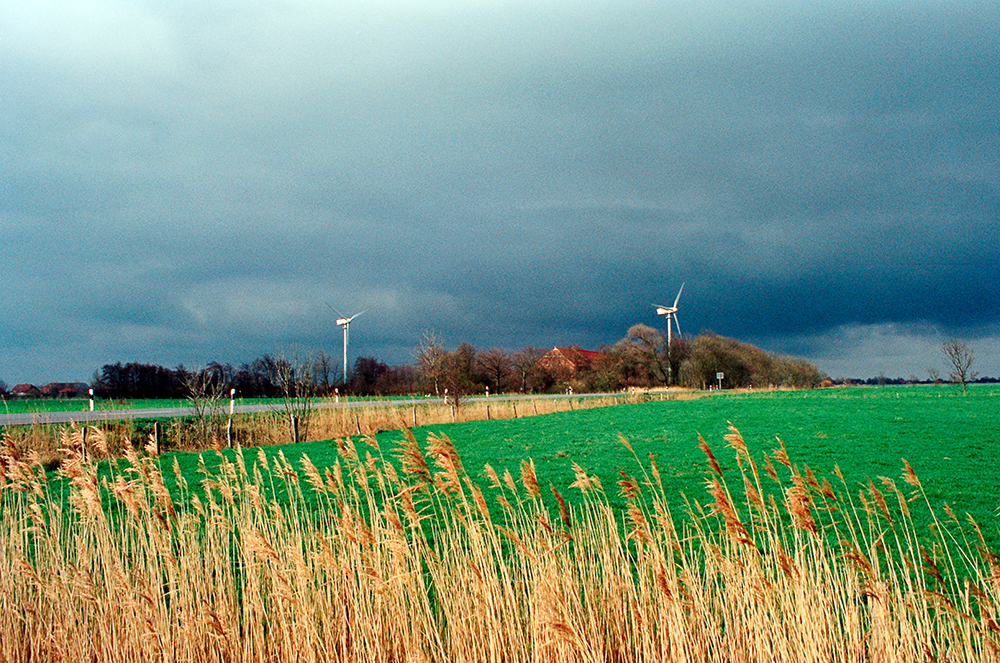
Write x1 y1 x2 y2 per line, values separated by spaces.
653 283 684 384
330 307 366 384
654 283 684 346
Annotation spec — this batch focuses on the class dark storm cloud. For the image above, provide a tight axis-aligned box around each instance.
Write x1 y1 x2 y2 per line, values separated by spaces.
1 0 998 383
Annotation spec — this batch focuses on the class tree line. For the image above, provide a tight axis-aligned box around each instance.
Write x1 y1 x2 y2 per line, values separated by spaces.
88 352 382 400
37 329 999 403
10 328 833 403
410 327 829 398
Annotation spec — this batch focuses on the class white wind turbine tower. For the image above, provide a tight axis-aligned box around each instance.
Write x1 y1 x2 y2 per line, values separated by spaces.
654 283 684 384
331 307 366 384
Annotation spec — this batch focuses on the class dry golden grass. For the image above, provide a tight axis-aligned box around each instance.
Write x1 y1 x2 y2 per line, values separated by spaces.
245 394 664 448
1 422 998 662
3 394 636 463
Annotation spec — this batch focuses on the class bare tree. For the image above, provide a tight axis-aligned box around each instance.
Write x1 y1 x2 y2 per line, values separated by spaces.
627 324 668 386
272 348 317 442
511 346 546 393
313 350 335 395
478 347 512 394
446 342 479 408
183 368 227 446
414 330 448 396
942 339 978 395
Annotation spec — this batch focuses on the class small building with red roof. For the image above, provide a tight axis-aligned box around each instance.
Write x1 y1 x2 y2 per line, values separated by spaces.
537 346 601 377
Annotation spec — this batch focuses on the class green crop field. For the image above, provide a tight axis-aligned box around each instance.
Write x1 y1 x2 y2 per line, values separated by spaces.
168 383 999 542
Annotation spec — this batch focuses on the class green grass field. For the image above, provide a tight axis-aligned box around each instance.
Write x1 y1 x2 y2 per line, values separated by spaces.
166 383 999 544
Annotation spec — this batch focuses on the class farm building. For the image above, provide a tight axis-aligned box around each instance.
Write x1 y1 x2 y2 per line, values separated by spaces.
537 346 601 377
40 382 90 398
11 384 41 398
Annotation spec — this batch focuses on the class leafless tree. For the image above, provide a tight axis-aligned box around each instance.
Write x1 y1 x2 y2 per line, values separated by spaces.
313 350 335 395
478 347 512 394
942 339 978 395
414 330 448 396
272 348 317 442
183 368 227 446
444 342 478 408
627 324 668 385
609 337 652 387
511 346 546 393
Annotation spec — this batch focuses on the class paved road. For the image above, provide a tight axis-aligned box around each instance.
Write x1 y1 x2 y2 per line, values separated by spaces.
0 393 613 427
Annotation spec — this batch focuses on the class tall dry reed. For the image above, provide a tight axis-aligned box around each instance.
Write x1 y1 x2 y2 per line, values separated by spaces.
3 395 629 461
1 422 997 662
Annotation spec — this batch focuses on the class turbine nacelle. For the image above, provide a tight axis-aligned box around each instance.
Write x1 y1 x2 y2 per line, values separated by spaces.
335 310 365 328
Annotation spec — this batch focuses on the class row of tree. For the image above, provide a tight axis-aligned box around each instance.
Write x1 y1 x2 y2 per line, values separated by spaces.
4 334 985 402
14 329 831 402
409 327 829 397
89 351 395 400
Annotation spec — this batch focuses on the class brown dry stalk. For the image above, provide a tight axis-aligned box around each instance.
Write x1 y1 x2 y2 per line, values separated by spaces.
0 423 996 662
698 434 723 477
520 459 541 500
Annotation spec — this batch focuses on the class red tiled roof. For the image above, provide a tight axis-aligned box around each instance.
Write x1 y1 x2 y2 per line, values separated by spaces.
538 346 600 373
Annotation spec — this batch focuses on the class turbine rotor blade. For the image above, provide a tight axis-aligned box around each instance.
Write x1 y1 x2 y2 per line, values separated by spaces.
673 314 681 338
673 282 685 308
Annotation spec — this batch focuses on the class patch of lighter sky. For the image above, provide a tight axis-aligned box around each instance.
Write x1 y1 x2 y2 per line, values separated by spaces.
0 0 180 73
798 322 1000 380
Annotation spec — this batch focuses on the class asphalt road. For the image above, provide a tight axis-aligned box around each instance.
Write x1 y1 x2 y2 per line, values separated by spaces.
0 393 610 427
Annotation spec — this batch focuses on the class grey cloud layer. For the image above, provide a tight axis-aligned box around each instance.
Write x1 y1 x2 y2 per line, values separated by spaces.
2 1 998 382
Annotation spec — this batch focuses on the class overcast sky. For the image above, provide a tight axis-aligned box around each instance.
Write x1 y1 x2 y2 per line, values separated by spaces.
2 0 998 384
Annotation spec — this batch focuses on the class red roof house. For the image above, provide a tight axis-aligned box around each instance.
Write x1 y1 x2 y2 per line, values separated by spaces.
537 346 601 377
11 384 41 398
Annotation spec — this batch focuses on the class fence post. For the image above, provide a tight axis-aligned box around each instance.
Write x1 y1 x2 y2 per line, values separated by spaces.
450 405 456 422
81 427 88 462
153 421 162 455
291 415 299 444
412 405 417 427
486 404 491 421
355 414 361 436
227 418 234 448
513 402 518 418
